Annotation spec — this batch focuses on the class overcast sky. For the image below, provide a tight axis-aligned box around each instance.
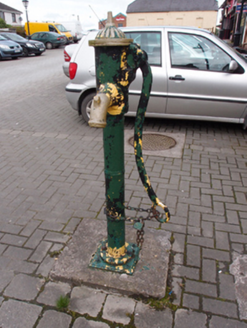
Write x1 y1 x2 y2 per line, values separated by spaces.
7 0 224 30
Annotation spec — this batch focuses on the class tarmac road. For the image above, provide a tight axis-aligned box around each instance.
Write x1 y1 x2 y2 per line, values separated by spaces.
0 48 247 328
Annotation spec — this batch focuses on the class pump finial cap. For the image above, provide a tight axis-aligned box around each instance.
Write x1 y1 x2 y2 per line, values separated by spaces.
106 12 113 26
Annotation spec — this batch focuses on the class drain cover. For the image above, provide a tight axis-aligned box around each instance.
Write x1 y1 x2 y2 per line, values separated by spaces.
129 133 176 151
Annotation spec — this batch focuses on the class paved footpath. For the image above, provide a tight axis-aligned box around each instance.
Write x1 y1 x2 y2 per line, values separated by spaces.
0 72 247 327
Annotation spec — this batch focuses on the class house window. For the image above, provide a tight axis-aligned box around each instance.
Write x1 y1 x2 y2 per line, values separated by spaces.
0 11 4 20
118 23 123 27
12 13 16 23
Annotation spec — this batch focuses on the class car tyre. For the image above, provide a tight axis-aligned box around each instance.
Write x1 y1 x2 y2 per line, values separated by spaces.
46 42 53 49
11 57 18 60
80 92 95 123
22 47 29 57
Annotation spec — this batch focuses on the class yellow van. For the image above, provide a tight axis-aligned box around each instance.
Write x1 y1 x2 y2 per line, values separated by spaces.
25 22 73 43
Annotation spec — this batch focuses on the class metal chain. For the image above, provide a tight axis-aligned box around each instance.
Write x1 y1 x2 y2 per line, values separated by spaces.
136 219 145 248
104 205 164 248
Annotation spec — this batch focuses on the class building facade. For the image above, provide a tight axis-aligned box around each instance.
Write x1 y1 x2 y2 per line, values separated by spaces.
0 2 22 26
219 0 247 47
126 0 218 32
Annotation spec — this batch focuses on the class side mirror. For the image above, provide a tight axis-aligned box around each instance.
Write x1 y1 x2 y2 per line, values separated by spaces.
229 60 238 72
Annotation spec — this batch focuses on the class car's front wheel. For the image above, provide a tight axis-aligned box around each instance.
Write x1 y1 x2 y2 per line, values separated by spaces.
22 47 29 57
46 42 53 49
80 92 95 123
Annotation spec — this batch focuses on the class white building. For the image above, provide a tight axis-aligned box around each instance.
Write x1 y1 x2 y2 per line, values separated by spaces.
0 2 22 26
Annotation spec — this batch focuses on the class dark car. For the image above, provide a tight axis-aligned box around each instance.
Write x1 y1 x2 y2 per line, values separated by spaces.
0 32 45 57
0 34 23 60
29 32 66 49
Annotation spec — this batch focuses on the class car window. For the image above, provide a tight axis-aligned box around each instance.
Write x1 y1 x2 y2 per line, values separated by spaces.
124 31 161 66
49 25 56 32
168 32 232 72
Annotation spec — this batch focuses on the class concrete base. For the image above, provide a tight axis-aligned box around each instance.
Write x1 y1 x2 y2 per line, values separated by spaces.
230 255 247 320
50 218 171 299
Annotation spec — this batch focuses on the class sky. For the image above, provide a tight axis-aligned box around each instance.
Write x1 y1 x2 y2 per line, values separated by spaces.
6 0 225 31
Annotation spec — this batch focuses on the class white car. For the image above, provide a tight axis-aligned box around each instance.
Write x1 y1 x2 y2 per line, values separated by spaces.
62 43 78 77
65 26 247 128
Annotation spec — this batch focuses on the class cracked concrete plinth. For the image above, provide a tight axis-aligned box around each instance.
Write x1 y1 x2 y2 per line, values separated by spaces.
230 255 247 320
50 218 171 298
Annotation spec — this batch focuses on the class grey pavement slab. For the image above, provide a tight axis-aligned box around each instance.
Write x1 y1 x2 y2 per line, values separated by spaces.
73 317 110 328
4 274 44 301
36 310 72 328
0 270 15 293
69 286 106 317
37 281 71 306
102 294 136 325
0 299 42 328
230 255 247 320
134 302 173 328
174 309 207 328
209 315 247 328
51 218 171 298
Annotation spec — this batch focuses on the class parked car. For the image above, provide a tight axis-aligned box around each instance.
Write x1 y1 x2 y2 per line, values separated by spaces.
0 32 45 57
25 22 73 44
29 32 66 49
65 27 247 128
63 43 78 77
0 34 23 60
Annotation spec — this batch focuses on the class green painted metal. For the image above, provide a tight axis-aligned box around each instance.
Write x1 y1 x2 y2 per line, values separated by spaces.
88 12 170 275
103 114 125 250
89 239 140 275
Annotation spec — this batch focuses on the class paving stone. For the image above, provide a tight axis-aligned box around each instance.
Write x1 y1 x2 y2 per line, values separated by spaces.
172 265 200 280
134 302 173 328
37 281 71 306
7 259 38 274
203 248 230 262
73 317 110 328
29 241 52 262
4 273 44 301
172 277 183 306
186 244 201 267
203 297 238 318
0 299 42 328
215 231 230 250
0 270 15 293
36 310 71 328
2 245 32 260
187 235 214 248
69 286 106 317
202 259 216 283
209 315 247 328
44 231 70 243
219 273 236 301
36 254 55 277
182 293 200 310
174 309 207 328
102 294 136 325
185 280 217 297
0 234 27 246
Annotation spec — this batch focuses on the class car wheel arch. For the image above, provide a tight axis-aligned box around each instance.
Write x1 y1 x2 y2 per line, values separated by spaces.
79 89 96 122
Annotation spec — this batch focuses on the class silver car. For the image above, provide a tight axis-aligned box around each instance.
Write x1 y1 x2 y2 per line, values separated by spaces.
65 26 247 128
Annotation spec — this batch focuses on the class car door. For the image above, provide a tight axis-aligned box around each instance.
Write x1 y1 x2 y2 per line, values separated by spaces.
166 30 247 121
124 30 168 116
